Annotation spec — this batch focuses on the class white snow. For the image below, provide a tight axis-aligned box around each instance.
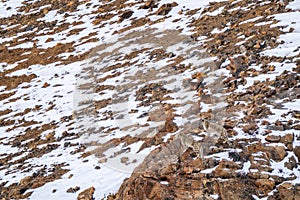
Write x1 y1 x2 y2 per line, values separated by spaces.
0 0 300 199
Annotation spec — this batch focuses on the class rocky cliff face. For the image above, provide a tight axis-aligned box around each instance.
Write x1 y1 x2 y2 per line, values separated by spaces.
0 0 299 199
107 0 300 199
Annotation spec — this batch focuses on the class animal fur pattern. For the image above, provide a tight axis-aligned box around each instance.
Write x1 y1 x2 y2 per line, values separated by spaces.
174 119 228 158
201 119 228 142
175 133 203 158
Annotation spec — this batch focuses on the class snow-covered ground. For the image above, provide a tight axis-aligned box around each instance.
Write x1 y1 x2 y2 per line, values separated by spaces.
0 0 299 199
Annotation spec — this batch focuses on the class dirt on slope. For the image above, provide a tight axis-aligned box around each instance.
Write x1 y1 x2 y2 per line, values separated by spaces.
0 0 299 199
108 0 300 199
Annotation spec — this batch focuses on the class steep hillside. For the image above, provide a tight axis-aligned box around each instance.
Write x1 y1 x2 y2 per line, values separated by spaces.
0 0 299 199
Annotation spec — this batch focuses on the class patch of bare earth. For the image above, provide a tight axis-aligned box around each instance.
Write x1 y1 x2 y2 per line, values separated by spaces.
1 0 299 199
108 1 300 199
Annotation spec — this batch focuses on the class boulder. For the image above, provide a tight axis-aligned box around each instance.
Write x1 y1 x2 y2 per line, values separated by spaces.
77 187 95 200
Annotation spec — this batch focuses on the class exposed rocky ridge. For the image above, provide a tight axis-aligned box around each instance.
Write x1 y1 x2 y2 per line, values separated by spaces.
0 0 299 199
108 0 300 199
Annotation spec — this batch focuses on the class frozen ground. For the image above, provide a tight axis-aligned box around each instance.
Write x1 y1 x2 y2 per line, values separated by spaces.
0 0 299 199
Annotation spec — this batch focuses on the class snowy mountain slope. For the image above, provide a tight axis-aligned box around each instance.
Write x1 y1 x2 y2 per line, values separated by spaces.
0 0 299 199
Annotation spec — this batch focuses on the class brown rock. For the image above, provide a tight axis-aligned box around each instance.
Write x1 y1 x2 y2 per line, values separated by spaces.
281 133 294 146
19 176 32 186
120 11 134 20
42 82 50 88
227 56 248 77
242 123 258 134
98 158 108 163
259 173 269 179
227 129 238 137
267 124 285 131
248 171 260 179
31 182 44 189
266 135 281 142
214 167 235 178
182 166 193 174
267 145 287 162
77 187 95 200
255 179 275 190
67 186 80 193
296 190 300 200
114 176 170 200
292 124 300 130
293 146 300 162
163 119 178 133
278 182 293 190
284 156 297 170
278 189 295 200
45 38 54 43
120 157 129 164
275 120 283 126
287 143 293 151
293 111 300 119
189 159 205 172
254 42 261 49
160 164 177 176
250 153 270 166
224 120 236 129
214 160 241 178
250 163 273 173
200 94 212 104
156 2 178 15
140 0 157 9
219 179 257 200
270 175 285 185
261 120 270 125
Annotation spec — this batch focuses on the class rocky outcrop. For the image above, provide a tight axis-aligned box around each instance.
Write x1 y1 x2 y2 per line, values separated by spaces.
108 0 300 199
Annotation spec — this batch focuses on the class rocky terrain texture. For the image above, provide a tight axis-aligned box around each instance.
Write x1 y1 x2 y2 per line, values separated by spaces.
0 0 299 199
107 0 300 199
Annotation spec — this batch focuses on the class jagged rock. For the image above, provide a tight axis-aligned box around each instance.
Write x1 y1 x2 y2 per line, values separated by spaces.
182 166 193 174
42 82 50 88
278 182 293 191
242 123 258 134
266 135 281 142
281 133 294 151
250 163 273 173
67 186 80 193
218 179 257 200
228 151 241 162
164 120 178 133
248 143 287 162
284 156 297 170
293 146 300 163
189 158 205 172
156 3 178 15
113 176 170 200
120 157 129 164
268 145 287 162
250 152 270 166
214 160 241 178
120 11 134 20
292 111 300 119
223 120 236 129
292 124 300 130
227 56 248 77
77 187 95 200
278 188 295 200
281 133 294 145
139 1 157 10
269 183 300 200
2 0 300 199
255 179 275 194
